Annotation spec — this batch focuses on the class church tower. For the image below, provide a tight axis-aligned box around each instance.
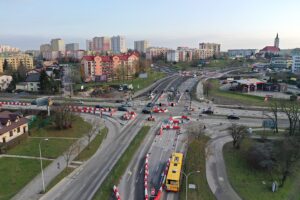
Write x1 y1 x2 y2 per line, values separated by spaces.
274 33 279 48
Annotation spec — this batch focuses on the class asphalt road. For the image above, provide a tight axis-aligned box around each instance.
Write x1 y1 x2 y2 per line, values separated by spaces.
42 114 146 200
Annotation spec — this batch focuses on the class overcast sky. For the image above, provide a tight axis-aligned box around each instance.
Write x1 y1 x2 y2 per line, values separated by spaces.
1 0 300 50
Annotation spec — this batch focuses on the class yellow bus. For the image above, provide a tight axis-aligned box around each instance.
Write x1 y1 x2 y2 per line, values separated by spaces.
165 152 183 192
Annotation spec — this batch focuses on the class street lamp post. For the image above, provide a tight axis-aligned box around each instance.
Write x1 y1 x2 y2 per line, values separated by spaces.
181 170 200 200
39 138 49 193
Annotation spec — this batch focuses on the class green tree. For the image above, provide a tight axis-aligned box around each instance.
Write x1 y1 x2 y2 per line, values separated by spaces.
39 70 51 94
17 61 27 81
3 59 9 71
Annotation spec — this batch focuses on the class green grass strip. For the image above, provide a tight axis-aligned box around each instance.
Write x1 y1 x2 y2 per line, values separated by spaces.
93 126 150 200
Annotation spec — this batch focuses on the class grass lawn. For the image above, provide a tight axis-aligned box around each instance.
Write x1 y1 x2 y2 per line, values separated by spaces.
46 128 108 192
46 167 74 192
75 127 108 161
208 79 266 106
179 136 215 200
0 158 50 200
252 129 286 137
207 79 290 106
7 138 76 158
93 126 150 200
30 115 92 138
223 141 300 200
75 70 165 92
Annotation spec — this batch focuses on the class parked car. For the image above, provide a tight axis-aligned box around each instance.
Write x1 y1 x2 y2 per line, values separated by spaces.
202 110 214 115
142 108 151 114
118 106 128 112
227 115 240 120
95 105 104 109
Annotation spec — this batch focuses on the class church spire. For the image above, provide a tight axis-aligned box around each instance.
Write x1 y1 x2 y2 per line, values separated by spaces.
274 33 279 48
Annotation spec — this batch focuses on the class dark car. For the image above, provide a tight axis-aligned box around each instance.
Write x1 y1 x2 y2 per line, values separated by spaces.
202 110 214 115
147 102 155 107
118 106 128 112
142 108 151 114
115 99 124 103
95 105 104 109
227 115 240 120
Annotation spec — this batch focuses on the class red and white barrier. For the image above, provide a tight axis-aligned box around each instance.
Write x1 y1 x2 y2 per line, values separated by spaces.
153 107 168 113
122 111 137 120
113 185 121 200
0 101 31 106
145 153 149 200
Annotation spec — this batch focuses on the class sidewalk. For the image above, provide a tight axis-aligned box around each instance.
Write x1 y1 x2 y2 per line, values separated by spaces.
11 114 104 200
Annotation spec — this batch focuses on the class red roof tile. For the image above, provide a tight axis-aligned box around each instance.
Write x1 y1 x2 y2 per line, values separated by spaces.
260 46 280 52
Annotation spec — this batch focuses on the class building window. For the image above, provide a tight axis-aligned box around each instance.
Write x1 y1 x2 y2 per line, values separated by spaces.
10 131 13 137
17 127 20 133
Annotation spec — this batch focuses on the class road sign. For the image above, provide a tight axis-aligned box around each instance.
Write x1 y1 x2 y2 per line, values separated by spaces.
263 119 275 129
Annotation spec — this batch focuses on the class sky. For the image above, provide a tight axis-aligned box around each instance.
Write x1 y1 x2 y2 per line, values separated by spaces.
1 0 300 51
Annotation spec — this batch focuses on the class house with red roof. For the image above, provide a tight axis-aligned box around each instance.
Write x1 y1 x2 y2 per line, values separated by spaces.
81 52 139 82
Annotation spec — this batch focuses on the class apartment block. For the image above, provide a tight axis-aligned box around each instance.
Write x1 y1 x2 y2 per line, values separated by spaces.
66 43 79 51
0 53 34 73
199 42 221 58
51 38 65 51
111 36 126 53
134 40 149 53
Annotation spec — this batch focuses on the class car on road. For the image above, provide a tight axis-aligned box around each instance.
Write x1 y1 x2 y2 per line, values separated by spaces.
227 114 240 120
142 108 152 114
147 102 155 107
202 110 214 115
118 106 128 112
115 99 124 103
95 105 104 109
122 102 133 107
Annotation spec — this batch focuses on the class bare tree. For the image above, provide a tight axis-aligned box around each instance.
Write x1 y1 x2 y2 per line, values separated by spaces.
281 102 300 136
227 124 248 149
266 101 280 133
53 104 75 130
202 81 212 97
63 142 80 169
186 121 206 141
85 119 99 149
276 136 300 187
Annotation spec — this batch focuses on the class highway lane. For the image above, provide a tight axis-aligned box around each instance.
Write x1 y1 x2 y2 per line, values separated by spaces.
41 73 183 200
42 114 146 200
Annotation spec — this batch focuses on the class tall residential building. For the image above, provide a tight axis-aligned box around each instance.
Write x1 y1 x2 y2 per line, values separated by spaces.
134 40 149 53
65 43 79 51
40 44 52 52
199 43 221 58
0 53 34 73
86 40 93 51
167 50 179 62
51 38 65 51
274 33 280 48
146 47 169 60
111 36 126 53
92 36 111 52
0 45 20 53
